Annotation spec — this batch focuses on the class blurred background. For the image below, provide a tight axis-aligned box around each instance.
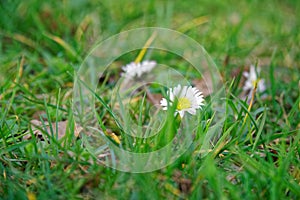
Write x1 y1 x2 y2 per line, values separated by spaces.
1 0 299 121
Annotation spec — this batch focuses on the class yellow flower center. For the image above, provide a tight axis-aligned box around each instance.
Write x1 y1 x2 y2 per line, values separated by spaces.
252 79 259 88
177 97 191 110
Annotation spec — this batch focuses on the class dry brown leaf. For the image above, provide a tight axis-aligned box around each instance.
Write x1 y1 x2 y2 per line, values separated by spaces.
192 71 214 97
23 120 83 141
147 93 163 105
172 170 192 194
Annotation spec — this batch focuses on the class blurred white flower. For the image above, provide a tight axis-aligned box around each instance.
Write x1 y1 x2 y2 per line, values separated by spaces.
160 84 204 118
243 65 266 98
121 60 156 79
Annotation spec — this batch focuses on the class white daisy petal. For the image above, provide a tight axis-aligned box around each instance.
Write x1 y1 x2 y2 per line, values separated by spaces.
173 85 182 97
258 79 266 92
242 65 267 101
178 111 185 118
121 60 156 79
187 108 196 115
160 98 168 107
160 84 205 118
181 86 189 97
243 71 249 78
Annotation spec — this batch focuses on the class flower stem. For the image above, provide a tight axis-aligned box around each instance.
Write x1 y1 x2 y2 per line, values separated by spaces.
135 31 157 63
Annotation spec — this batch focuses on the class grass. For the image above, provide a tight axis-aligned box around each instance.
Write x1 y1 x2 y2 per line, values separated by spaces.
1 0 300 199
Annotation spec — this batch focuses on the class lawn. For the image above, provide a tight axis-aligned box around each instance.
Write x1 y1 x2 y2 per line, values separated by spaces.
0 0 300 199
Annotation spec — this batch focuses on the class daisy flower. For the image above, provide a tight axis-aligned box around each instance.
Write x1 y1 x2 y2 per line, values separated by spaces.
243 65 266 98
160 84 204 118
121 60 156 79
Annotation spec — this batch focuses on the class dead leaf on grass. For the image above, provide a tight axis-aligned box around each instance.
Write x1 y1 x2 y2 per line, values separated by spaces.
23 120 83 142
192 71 214 97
